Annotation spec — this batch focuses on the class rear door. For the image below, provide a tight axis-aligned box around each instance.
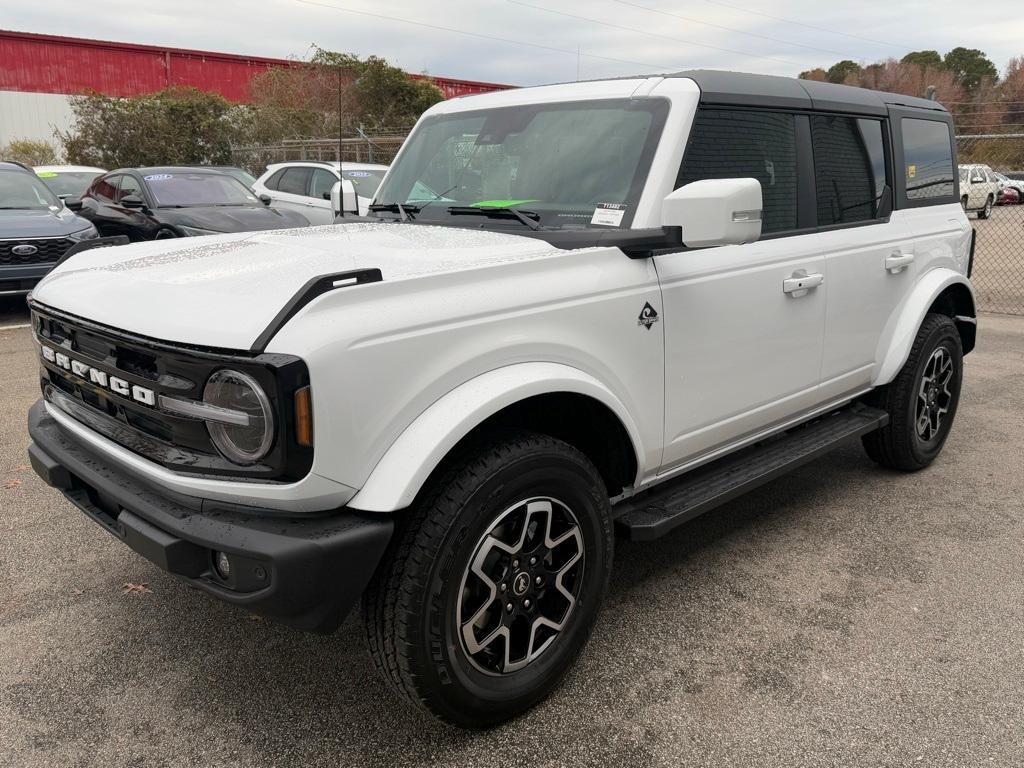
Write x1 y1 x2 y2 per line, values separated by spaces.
656 108 827 469
266 166 314 218
808 114 917 400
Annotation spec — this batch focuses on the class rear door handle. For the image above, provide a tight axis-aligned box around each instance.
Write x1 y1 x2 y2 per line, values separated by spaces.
782 270 824 298
885 252 915 274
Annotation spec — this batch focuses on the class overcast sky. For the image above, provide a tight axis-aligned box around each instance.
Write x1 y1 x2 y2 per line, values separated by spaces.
7 0 1023 86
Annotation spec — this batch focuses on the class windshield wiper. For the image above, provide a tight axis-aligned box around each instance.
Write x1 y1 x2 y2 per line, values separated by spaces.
446 205 543 231
368 202 420 222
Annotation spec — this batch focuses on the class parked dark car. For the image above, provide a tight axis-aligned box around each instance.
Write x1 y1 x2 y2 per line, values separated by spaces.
211 165 258 190
0 161 99 294
69 167 310 241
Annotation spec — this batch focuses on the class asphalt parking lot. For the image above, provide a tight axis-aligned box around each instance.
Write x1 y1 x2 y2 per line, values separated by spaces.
1 298 1022 768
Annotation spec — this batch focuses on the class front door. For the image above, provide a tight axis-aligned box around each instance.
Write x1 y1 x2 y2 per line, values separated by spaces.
656 107 826 471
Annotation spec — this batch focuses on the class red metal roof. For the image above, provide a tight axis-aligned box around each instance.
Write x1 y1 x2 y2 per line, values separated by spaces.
0 29 511 102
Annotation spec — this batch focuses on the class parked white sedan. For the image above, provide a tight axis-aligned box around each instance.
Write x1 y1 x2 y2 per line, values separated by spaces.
252 161 388 224
34 165 106 200
958 164 998 218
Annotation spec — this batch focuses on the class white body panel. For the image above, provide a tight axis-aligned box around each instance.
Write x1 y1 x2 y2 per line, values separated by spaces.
30 74 975 513
253 162 388 222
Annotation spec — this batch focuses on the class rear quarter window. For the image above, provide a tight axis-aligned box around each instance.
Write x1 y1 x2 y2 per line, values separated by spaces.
901 118 955 203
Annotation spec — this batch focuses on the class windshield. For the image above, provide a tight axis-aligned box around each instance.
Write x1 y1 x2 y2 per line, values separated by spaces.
374 98 668 230
36 171 102 198
221 167 258 189
144 172 261 207
342 168 386 198
0 169 62 210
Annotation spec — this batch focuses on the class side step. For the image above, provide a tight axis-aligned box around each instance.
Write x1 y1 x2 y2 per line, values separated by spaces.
614 403 888 542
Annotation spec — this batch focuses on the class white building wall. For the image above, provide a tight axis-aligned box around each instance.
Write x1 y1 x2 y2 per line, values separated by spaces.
0 91 74 152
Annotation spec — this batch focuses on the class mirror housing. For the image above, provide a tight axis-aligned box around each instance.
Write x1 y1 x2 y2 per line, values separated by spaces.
662 178 762 248
330 179 359 218
120 194 147 210
64 196 84 212
259 193 272 206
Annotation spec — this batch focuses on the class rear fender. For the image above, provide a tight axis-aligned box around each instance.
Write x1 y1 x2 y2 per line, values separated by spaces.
874 268 976 386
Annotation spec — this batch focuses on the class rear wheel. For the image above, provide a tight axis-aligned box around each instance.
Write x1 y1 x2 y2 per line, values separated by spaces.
362 431 613 727
862 313 963 471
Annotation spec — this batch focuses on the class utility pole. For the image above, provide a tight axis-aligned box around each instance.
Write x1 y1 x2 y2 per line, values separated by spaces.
337 66 345 217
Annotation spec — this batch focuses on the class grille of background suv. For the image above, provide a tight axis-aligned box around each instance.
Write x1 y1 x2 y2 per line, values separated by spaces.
0 238 73 265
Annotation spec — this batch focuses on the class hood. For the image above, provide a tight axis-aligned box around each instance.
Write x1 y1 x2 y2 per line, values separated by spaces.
31 222 562 350
156 204 309 232
0 207 95 238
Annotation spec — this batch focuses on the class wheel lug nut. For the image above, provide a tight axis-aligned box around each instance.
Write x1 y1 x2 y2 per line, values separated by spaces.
535 576 543 586
512 559 519 569
506 602 513 613
499 583 507 593
523 599 531 609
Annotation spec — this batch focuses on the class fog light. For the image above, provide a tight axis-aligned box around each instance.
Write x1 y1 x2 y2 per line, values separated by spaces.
214 551 232 580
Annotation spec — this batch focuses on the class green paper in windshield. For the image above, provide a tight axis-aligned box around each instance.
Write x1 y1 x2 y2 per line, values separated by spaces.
36 171 58 178
470 199 539 208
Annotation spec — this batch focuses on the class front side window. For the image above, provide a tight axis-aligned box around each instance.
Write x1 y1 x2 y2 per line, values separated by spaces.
116 175 143 203
310 168 337 200
91 175 119 202
901 118 955 201
810 116 888 226
375 98 669 230
677 109 798 234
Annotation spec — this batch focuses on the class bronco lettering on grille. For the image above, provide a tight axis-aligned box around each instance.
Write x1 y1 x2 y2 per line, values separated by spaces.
41 345 156 406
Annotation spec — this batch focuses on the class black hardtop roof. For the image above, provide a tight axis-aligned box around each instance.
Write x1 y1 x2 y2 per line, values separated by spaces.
668 70 948 115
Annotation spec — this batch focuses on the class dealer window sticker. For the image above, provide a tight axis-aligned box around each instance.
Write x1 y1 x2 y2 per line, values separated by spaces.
591 203 626 227
144 174 173 181
345 171 372 178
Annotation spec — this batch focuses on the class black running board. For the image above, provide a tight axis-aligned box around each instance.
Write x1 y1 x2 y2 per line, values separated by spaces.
614 403 888 542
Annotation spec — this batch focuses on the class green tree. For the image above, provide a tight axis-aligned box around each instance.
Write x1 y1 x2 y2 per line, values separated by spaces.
943 47 998 91
60 87 242 168
826 60 862 84
901 50 943 69
0 138 58 165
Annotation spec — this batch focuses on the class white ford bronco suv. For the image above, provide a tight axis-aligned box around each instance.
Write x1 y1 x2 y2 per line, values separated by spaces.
27 71 976 727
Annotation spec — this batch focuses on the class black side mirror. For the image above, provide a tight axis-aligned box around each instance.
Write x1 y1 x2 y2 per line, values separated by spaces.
64 197 84 212
259 194 272 206
322 191 332 200
120 194 146 209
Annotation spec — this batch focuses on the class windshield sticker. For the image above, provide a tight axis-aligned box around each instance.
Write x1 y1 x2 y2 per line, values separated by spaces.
470 199 539 208
591 203 626 227
144 174 173 181
36 171 58 178
345 171 372 177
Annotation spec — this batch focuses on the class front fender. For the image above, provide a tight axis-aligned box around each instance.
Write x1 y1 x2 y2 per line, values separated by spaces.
346 362 646 513
874 268 976 386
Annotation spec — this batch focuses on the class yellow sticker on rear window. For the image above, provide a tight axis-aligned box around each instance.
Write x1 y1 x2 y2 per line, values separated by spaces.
907 164 917 179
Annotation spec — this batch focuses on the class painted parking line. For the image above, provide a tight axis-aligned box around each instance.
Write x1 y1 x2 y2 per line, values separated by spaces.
0 323 31 330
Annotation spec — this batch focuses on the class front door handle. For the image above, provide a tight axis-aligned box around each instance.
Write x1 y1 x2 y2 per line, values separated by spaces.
783 270 824 298
885 252 915 274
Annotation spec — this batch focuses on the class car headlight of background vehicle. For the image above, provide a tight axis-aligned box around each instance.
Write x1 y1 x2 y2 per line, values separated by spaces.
203 370 275 465
178 225 221 237
67 225 100 241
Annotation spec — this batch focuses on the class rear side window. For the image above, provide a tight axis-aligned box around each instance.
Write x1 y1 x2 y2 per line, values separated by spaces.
810 116 888 225
263 169 285 191
678 109 798 234
901 118 955 201
277 167 312 196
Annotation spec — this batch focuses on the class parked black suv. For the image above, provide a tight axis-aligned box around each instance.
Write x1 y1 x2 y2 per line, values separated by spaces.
0 161 99 295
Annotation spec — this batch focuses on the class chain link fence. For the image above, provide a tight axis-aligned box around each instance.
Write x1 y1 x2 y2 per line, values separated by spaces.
956 133 1024 315
231 130 411 176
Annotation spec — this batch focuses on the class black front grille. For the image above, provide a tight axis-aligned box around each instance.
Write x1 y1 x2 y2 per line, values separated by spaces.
31 303 313 482
0 238 73 265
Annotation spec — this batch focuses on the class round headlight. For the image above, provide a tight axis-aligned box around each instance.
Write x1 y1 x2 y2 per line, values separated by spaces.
203 370 274 465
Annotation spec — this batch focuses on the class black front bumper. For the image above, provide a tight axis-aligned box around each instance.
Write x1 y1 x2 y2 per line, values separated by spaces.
28 400 393 633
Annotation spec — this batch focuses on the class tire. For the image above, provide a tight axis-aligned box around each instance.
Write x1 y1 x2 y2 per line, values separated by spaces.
961 195 969 212
978 195 993 219
862 313 963 471
362 431 614 727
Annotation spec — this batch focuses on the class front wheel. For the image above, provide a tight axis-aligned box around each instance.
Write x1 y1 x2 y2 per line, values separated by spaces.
978 195 994 219
362 432 613 727
862 313 963 471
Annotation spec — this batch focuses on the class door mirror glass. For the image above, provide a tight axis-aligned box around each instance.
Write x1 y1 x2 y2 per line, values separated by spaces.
330 180 358 217
663 178 762 248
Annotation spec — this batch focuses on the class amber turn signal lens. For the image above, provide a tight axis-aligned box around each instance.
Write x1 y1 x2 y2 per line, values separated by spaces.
294 386 314 447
